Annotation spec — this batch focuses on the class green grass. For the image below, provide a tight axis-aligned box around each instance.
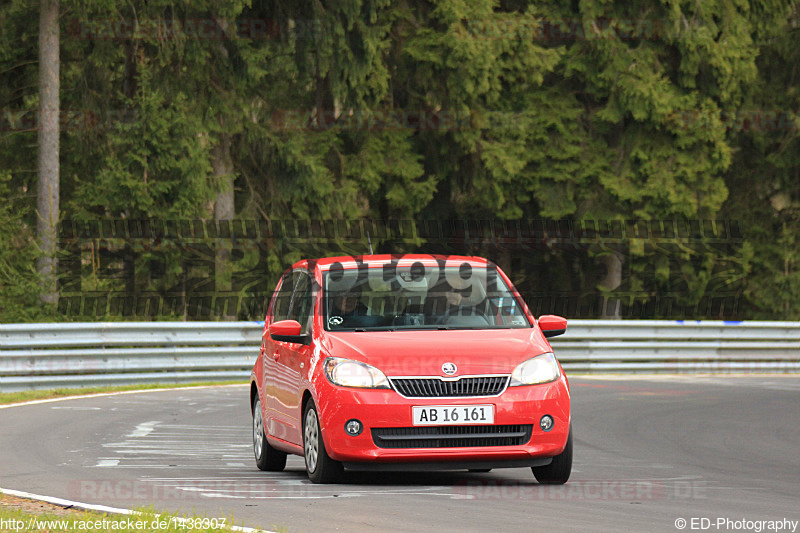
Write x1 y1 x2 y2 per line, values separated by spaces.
0 498 259 532
0 381 247 406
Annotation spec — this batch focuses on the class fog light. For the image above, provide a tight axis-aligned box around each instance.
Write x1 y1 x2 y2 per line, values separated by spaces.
540 415 554 432
345 419 363 436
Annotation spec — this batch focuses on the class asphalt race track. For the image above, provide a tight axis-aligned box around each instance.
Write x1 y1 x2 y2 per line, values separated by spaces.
1 377 798 532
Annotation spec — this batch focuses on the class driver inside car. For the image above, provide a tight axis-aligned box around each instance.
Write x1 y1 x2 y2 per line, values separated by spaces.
327 286 371 328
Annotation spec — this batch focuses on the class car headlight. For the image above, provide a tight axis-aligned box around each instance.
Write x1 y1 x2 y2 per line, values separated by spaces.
509 352 560 386
323 357 390 389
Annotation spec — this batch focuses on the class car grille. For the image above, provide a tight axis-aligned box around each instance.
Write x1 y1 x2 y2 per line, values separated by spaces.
390 376 509 398
371 425 533 449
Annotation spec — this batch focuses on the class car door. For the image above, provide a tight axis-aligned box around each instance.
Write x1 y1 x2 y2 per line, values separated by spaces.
277 271 315 445
267 269 315 446
263 270 297 444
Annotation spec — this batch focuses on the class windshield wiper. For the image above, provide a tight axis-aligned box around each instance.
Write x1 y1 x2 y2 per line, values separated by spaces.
349 325 448 331
393 324 451 330
342 324 527 332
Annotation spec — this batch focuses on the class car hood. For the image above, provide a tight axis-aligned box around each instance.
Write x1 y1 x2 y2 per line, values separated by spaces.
320 328 551 377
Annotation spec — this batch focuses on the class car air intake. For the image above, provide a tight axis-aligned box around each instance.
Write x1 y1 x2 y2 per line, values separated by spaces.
371 425 533 448
390 376 509 398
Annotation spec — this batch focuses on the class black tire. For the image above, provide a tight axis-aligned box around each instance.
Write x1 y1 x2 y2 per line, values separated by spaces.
532 425 572 484
469 469 492 473
303 401 343 484
253 397 287 471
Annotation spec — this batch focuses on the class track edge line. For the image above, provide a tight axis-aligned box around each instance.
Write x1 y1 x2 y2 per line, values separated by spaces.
0 383 249 410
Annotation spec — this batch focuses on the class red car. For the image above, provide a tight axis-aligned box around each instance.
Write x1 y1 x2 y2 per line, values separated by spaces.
250 255 571 484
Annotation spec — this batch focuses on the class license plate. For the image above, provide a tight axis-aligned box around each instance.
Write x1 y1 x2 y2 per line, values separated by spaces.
412 405 494 426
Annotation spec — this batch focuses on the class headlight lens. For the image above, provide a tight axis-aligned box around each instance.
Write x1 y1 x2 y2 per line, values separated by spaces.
323 357 390 389
509 352 560 386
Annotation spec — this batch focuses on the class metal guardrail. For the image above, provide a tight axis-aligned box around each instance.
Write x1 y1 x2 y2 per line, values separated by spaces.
551 320 800 373
0 322 262 392
1 320 799 392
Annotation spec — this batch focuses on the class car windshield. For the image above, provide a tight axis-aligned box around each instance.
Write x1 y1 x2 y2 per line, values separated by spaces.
322 263 531 331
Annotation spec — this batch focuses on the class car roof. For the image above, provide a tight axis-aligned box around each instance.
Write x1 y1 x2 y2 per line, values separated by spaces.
291 255 491 272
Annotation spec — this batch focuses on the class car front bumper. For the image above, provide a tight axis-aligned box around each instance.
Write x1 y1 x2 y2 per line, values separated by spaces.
314 374 571 466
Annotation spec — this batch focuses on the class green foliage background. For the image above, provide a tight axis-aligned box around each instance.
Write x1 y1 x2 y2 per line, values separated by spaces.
0 0 798 321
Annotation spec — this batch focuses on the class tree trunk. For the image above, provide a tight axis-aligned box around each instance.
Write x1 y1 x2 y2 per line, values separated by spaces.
597 252 623 319
213 135 234 222
213 134 235 319
36 0 60 306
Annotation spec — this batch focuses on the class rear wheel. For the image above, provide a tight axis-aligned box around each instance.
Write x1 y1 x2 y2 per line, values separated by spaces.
253 397 287 471
532 425 572 484
303 402 343 484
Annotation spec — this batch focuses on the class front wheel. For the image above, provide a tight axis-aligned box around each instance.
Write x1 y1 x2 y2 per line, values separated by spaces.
532 425 572 484
303 402 343 484
253 397 287 471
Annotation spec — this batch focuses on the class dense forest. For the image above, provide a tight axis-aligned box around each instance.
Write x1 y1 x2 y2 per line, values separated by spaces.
0 0 798 322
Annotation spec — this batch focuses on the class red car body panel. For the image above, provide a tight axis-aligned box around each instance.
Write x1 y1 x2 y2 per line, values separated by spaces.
251 255 571 468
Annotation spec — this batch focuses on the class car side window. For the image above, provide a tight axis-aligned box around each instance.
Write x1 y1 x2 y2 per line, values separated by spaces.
289 272 314 335
271 271 297 323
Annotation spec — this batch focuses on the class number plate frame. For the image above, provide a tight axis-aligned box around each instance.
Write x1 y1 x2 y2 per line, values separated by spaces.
412 405 495 426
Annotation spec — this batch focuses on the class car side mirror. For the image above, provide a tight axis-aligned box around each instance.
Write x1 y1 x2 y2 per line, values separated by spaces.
538 315 567 338
269 320 310 345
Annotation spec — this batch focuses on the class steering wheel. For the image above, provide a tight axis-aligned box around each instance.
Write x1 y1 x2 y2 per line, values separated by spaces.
440 306 491 326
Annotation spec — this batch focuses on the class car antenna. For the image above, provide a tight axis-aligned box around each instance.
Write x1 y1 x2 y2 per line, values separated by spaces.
367 230 374 254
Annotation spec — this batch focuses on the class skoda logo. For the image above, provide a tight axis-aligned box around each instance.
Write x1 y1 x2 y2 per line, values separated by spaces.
442 362 457 375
